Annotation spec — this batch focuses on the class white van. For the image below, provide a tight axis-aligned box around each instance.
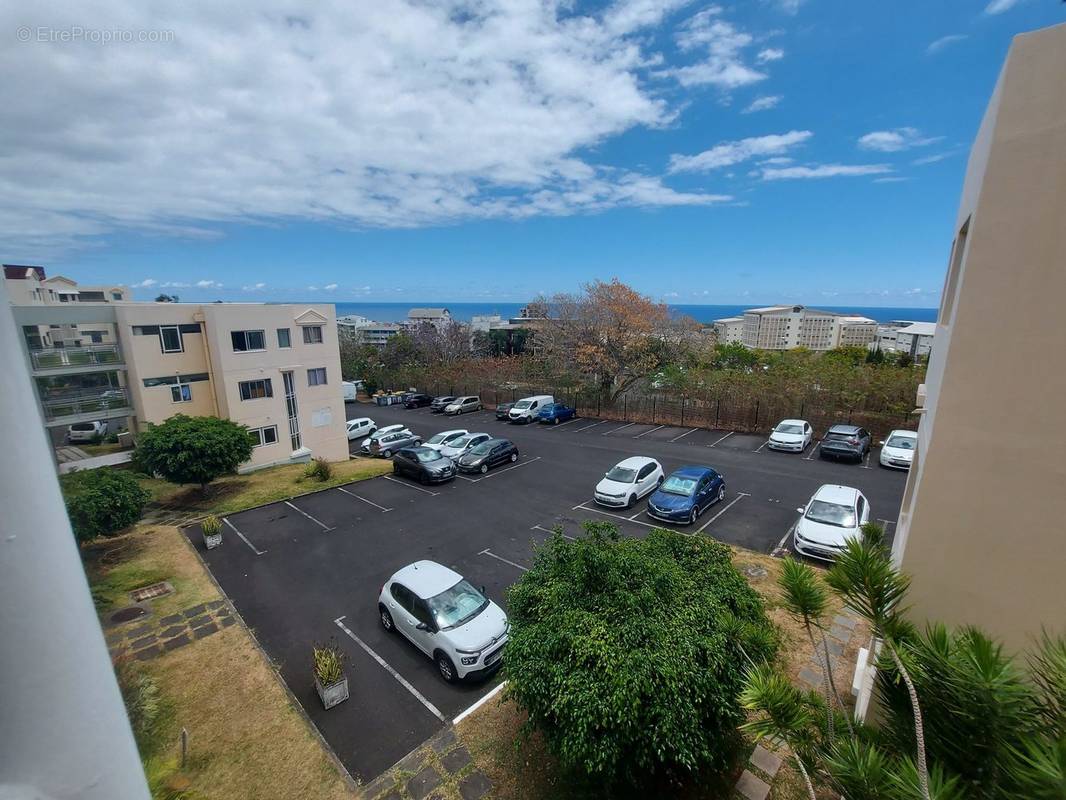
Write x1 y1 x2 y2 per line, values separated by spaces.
341 381 361 401
508 395 554 423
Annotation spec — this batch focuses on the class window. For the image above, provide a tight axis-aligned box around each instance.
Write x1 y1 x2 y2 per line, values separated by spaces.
238 379 273 400
302 325 324 344
307 367 327 386
171 383 192 403
142 373 209 388
277 328 291 348
283 371 301 449
248 425 279 448
111 292 123 301
231 330 266 352
160 325 183 353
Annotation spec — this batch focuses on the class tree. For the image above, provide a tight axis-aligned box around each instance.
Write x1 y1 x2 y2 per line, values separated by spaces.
154 293 179 303
505 522 777 791
134 414 254 491
61 468 150 541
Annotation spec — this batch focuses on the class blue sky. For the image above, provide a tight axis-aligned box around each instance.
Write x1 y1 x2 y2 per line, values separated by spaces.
3 0 1063 306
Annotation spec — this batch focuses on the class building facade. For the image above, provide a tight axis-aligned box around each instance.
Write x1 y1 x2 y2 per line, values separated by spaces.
738 305 877 350
406 307 451 331
872 320 936 358
712 316 744 344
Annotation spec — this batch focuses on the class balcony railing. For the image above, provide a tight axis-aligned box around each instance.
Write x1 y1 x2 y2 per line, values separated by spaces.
30 344 123 371
40 388 131 421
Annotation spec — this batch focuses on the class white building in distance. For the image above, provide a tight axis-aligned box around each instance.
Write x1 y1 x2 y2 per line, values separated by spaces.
406 307 452 331
712 316 744 344
873 320 936 358
719 305 878 351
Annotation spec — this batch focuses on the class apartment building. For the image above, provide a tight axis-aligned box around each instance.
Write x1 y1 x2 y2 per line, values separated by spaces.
711 316 744 344
739 305 877 350
406 307 451 331
872 321 935 358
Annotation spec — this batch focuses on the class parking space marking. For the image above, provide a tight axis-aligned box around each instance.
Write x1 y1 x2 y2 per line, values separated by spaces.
877 518 897 528
602 422 636 436
453 680 508 726
284 500 335 532
860 452 872 469
804 440 821 460
465 456 543 483
774 521 797 554
335 486 392 513
573 501 660 530
573 419 608 433
669 427 699 442
382 475 440 496
334 616 446 722
478 548 529 572
222 517 266 555
754 441 769 453
531 524 575 540
543 418 579 429
708 431 734 448
696 492 750 534
633 424 665 439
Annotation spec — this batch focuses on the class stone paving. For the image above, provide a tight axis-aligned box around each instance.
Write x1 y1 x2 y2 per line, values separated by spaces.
362 727 493 800
105 599 235 661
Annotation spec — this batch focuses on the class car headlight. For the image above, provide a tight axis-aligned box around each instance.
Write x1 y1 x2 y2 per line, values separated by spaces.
460 656 478 665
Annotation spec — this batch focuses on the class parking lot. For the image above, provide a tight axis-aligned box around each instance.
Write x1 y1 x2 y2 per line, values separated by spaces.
185 401 907 782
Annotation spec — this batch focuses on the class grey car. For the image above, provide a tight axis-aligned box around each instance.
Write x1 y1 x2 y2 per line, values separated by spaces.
367 429 423 458
818 424 872 462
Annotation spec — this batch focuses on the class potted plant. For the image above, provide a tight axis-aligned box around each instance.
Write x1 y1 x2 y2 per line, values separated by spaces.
201 515 223 550
313 639 349 709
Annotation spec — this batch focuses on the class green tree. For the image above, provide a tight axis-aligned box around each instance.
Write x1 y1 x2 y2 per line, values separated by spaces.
154 293 179 302
61 468 150 541
134 414 253 492
505 522 777 791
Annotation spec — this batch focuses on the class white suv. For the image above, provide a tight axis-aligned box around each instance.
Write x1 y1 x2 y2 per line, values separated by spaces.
378 560 508 682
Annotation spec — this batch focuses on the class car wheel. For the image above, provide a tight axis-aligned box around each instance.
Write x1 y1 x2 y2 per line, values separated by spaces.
626 494 636 509
382 449 392 458
510 452 518 463
554 417 560 425
717 485 726 503
418 472 428 485
689 507 699 525
436 652 457 683
414 439 422 446
480 464 489 474
392 463 400 474
379 606 395 632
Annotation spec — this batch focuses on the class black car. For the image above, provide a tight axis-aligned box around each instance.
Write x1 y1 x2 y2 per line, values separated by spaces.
404 393 432 409
495 402 515 420
818 424 872 462
392 446 456 484
457 438 519 474
430 395 456 413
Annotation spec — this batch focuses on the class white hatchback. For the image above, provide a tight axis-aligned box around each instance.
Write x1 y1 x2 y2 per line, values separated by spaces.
422 429 468 453
768 419 813 452
594 456 665 508
346 417 377 441
378 560 508 682
793 484 870 561
880 430 917 469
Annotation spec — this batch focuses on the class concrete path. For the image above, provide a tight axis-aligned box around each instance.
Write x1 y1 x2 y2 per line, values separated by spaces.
58 450 133 474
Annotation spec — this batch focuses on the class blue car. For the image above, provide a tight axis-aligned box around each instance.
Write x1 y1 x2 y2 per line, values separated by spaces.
646 466 726 525
537 402 577 425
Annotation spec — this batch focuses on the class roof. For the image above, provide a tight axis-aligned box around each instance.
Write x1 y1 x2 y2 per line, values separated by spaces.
887 429 918 439
615 456 659 469
827 424 862 434
814 484 860 505
838 316 877 324
672 465 716 478
408 307 450 318
896 322 936 337
43 275 79 288
714 316 744 323
776 419 809 427
3 265 46 281
393 560 461 598
744 304 840 317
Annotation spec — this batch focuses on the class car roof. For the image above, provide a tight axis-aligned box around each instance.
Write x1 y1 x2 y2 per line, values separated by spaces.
347 417 372 424
886 429 917 439
392 560 462 598
438 429 466 436
813 484 860 505
671 465 715 479
403 446 442 457
615 456 657 469
483 438 511 446
827 424 862 434
777 418 808 426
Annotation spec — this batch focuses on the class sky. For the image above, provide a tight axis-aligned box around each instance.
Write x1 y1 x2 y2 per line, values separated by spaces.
2 1 1063 306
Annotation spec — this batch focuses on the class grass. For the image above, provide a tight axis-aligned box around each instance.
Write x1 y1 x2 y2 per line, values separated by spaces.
80 442 132 456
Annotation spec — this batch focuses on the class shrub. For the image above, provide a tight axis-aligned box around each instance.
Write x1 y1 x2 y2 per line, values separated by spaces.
134 414 254 491
115 658 172 759
200 515 222 537
61 468 150 542
304 457 333 482
505 522 777 790
312 639 347 685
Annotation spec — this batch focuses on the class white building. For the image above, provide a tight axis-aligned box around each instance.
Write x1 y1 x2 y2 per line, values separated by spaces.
336 314 371 330
738 305 878 351
712 316 744 344
872 320 936 358
406 307 451 331
470 314 503 332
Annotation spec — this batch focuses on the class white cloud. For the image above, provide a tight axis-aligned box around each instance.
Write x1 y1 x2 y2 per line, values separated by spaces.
984 0 1027 14
873 176 910 183
0 0 735 255
161 281 190 288
742 95 782 113
761 163 892 180
324 283 339 291
196 279 222 288
668 130 812 173
926 34 968 54
758 156 793 165
858 128 943 152
133 278 157 288
242 282 266 292
756 48 784 63
912 150 957 166
307 285 319 292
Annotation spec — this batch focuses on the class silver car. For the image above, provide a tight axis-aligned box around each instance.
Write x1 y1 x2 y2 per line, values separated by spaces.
366 429 422 457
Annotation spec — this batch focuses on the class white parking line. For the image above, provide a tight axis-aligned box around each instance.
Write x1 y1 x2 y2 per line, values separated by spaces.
466 456 543 483
531 523 575 540
774 521 797 553
603 422 636 436
222 517 266 555
573 419 608 433
877 518 897 528
453 680 508 725
860 452 872 469
574 502 660 530
696 492 751 534
334 616 446 722
478 548 529 572
804 440 821 460
382 475 439 496
669 427 699 442
284 500 334 532
335 486 392 512
708 431 734 447
754 441 769 453
633 424 665 439
543 418 579 430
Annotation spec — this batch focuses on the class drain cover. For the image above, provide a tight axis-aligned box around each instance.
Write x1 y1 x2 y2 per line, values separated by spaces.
110 606 148 624
130 581 173 603
744 566 769 578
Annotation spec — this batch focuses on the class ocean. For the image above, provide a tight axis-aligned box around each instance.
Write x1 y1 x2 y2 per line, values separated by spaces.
332 301 937 325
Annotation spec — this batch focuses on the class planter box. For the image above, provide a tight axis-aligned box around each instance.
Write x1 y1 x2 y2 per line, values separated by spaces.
315 676 349 709
203 531 223 550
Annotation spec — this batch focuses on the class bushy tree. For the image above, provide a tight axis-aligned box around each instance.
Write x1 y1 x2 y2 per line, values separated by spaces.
505 522 777 791
61 468 150 541
134 414 253 491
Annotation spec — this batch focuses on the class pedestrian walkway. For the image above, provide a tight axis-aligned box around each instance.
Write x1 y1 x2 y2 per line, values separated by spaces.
360 727 493 800
58 449 133 474
105 599 235 662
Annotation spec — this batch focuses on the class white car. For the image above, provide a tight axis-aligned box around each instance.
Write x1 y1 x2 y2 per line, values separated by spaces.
346 417 377 441
422 429 468 453
594 456 665 508
440 432 492 461
793 484 870 561
768 419 813 452
360 424 410 450
508 395 554 423
67 420 109 442
880 430 917 469
378 560 508 682
444 396 482 416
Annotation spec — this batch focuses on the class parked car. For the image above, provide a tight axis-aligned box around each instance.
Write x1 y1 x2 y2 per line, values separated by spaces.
537 402 577 425
792 484 870 561
345 417 377 441
457 438 519 474
404 393 433 409
507 395 554 423
391 446 457 484
818 424 872 462
767 419 813 452
646 465 726 525
430 396 457 413
595 456 664 508
440 432 492 461
67 420 109 443
422 429 468 453
378 560 508 682
879 430 918 469
444 396 482 416
366 430 422 458
342 381 361 401
495 402 515 420
359 423 409 451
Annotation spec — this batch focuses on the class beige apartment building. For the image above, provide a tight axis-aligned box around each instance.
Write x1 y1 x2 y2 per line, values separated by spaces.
711 316 744 344
737 305 877 350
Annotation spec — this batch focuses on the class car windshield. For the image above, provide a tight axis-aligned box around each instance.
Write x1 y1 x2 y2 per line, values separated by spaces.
450 436 476 448
886 435 915 450
415 449 441 463
426 433 451 444
660 475 697 496
71 423 95 431
776 423 803 434
806 499 857 528
605 466 637 483
469 442 492 456
513 400 531 409
427 579 488 630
